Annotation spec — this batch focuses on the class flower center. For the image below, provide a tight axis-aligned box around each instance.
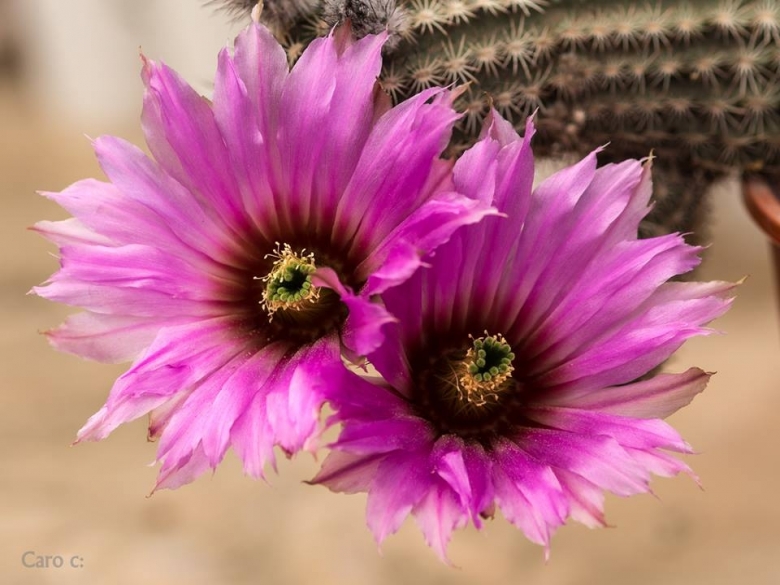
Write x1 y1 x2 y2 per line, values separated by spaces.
411 330 525 442
260 243 320 319
455 333 515 406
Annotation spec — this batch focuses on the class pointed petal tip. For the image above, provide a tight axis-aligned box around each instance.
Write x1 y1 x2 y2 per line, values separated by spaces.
449 83 470 103
252 471 272 485
679 465 703 489
74 427 101 444
75 408 114 443
434 548 459 568
250 3 261 23
139 52 153 82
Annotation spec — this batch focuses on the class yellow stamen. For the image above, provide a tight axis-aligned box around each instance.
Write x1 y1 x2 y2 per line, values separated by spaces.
455 332 515 406
259 243 320 319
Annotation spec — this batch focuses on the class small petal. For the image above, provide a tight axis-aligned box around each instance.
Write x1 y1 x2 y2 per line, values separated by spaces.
141 58 247 231
413 483 468 564
310 450 386 493
154 442 212 492
313 267 397 357
555 470 607 529
45 312 177 364
335 89 461 253
525 407 693 453
492 439 569 549
32 218 113 248
366 449 433 545
544 367 711 418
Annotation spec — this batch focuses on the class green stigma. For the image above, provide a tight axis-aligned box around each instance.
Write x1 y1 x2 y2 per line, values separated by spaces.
260 243 320 318
457 332 515 406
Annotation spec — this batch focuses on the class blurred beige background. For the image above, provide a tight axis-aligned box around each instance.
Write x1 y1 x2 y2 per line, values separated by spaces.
2 1 780 583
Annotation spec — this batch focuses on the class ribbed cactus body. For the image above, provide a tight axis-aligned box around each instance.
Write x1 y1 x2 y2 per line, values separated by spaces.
367 0 780 175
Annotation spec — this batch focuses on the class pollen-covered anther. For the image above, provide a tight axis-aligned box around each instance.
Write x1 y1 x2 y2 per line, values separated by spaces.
456 332 515 406
260 243 320 318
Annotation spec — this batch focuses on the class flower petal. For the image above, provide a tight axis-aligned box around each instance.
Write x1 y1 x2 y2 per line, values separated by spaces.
33 279 217 318
520 234 702 369
517 428 650 497
94 135 234 264
313 267 397 357
310 450 386 494
362 191 500 296
525 407 693 453
333 417 432 455
538 281 734 392
233 23 288 141
154 342 289 482
273 31 388 236
412 482 468 564
336 88 461 253
554 469 607 529
76 317 246 442
366 448 433 545
154 442 212 491
40 179 191 256
433 437 495 529
140 57 249 234
51 244 230 302
265 335 343 455
154 351 255 480
212 47 280 238
492 439 569 550
45 312 177 364
32 218 113 247
543 367 711 419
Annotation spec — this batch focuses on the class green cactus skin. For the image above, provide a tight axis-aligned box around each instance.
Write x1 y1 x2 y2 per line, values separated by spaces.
272 0 780 240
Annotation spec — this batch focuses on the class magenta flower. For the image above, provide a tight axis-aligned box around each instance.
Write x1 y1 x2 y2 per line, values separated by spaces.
33 24 494 490
313 113 735 560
